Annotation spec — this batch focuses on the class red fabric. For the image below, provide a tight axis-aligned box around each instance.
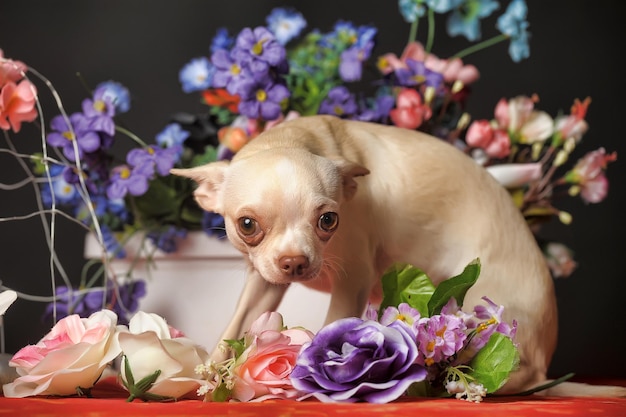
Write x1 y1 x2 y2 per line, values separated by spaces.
2 377 625 417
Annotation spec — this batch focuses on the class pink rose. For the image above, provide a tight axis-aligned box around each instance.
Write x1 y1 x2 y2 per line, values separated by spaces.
3 310 122 398
231 312 314 402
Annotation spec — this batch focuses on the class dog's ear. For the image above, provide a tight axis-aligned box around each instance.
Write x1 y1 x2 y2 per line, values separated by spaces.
170 161 230 213
333 159 370 201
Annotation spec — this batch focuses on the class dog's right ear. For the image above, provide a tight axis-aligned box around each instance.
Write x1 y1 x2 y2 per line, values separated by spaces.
170 161 230 213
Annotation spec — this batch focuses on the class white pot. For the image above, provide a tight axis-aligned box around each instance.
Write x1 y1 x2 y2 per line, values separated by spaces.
84 232 329 350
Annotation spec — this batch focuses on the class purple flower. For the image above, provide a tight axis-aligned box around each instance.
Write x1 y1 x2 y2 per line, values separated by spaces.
233 26 286 68
395 59 444 89
202 211 226 238
147 226 187 253
291 318 427 403
379 303 421 335
126 145 178 177
416 313 467 366
237 76 289 121
82 87 116 136
356 94 395 123
210 48 248 94
318 86 357 118
266 7 307 45
46 113 101 161
106 165 150 199
339 26 377 82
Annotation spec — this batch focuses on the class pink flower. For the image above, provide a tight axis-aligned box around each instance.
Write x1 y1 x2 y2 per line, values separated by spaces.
563 147 617 203
231 312 314 402
389 88 432 130
3 310 122 398
553 97 590 144
0 79 38 132
465 119 511 159
0 50 27 85
494 95 553 144
544 242 577 278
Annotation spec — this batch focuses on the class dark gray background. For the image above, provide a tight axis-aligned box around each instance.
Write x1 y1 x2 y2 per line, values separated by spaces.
0 0 624 379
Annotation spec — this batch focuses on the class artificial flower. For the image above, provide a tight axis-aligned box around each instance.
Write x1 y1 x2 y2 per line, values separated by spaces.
485 163 542 188
318 86 358 118
230 312 314 402
0 289 17 316
446 0 500 42
94 80 131 114
3 310 122 398
544 242 577 279
266 7 307 45
562 147 617 204
0 49 27 84
496 0 530 62
389 88 432 129
290 318 427 403
46 113 101 161
106 165 150 200
0 79 37 132
179 57 214 93
117 311 209 400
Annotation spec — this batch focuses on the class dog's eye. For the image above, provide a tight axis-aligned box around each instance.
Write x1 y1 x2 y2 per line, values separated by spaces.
318 212 339 233
236 217 264 245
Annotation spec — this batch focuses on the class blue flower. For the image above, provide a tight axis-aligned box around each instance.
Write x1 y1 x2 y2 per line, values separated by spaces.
210 27 234 54
155 123 189 161
496 0 530 62
427 0 463 13
318 86 358 118
266 7 307 45
179 56 214 93
94 81 131 114
398 0 427 23
446 0 500 41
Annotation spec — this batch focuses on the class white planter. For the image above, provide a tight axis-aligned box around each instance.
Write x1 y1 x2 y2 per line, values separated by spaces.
84 232 329 350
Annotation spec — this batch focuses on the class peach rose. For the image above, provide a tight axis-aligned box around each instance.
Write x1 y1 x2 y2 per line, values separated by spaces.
231 312 314 402
2 309 122 398
117 311 209 400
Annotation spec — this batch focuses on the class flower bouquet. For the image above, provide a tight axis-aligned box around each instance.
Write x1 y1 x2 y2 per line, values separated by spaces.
0 0 617 404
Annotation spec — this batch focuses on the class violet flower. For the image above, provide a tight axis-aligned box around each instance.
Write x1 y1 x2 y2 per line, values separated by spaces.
106 165 150 199
290 318 427 403
237 75 289 121
126 145 178 177
46 113 101 161
95 80 131 113
233 26 286 68
82 87 116 137
147 226 187 253
416 313 467 366
395 59 444 89
318 86 357 118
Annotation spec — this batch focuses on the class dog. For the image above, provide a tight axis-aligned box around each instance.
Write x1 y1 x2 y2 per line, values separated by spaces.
172 115 625 396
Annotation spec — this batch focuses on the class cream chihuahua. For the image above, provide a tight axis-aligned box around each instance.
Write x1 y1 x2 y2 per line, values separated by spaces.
172 115 624 396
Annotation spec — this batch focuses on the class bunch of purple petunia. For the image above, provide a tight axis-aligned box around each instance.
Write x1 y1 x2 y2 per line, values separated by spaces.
291 296 517 403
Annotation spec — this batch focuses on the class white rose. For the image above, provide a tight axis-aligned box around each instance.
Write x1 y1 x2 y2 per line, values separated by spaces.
118 311 209 399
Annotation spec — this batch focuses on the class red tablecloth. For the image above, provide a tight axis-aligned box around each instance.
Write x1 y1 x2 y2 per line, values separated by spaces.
1 377 625 417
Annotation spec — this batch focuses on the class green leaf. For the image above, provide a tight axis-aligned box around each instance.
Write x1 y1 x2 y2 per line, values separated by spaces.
427 258 481 316
468 333 520 393
211 383 231 402
224 337 246 358
379 263 436 317
121 356 175 403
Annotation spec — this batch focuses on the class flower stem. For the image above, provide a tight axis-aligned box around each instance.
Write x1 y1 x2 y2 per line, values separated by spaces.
116 125 149 148
408 19 418 45
425 8 435 53
452 34 509 60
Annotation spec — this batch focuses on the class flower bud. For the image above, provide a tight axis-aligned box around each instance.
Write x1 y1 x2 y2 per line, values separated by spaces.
564 137 577 153
553 150 569 167
568 185 580 196
558 211 573 225
451 80 465 94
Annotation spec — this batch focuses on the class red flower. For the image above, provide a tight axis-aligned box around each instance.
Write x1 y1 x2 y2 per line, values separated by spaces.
389 88 432 130
202 88 240 113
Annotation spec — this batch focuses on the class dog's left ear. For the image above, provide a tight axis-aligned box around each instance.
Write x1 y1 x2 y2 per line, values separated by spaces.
170 162 230 213
333 159 370 200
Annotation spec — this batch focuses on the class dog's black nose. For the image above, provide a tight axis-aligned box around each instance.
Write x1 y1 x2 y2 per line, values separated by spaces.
279 255 310 277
